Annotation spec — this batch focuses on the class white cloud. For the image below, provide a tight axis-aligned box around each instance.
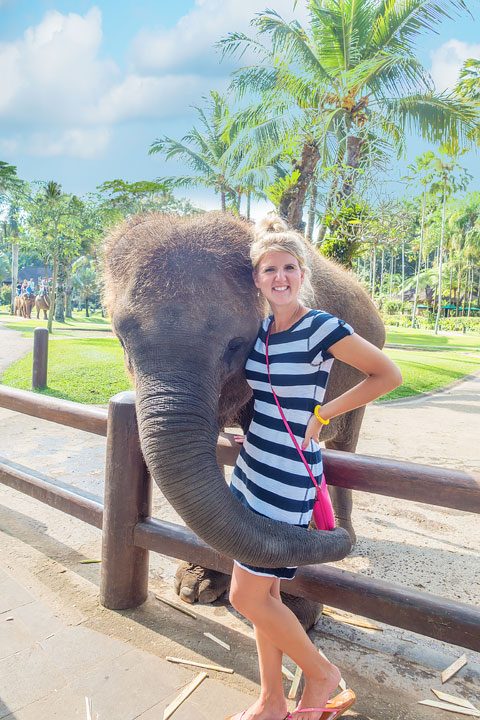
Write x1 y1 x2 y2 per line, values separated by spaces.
92 73 226 124
0 6 233 161
0 7 118 125
430 39 480 92
28 128 111 159
131 0 309 74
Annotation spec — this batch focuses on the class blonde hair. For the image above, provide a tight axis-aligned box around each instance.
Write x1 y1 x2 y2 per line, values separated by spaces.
250 214 314 304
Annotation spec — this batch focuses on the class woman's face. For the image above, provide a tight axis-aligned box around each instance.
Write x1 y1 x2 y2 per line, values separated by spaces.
253 250 304 308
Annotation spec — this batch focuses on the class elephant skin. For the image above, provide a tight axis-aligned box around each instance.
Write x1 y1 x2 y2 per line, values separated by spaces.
103 212 385 612
35 295 50 319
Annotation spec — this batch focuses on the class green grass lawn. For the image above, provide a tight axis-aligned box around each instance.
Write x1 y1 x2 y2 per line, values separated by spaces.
382 347 479 400
386 327 480 352
1 337 131 404
0 309 111 336
1 325 478 404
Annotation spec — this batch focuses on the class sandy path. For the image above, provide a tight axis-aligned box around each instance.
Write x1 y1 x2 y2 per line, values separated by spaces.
1 326 479 717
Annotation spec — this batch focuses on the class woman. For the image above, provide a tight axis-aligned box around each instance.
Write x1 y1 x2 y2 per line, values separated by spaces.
228 216 402 720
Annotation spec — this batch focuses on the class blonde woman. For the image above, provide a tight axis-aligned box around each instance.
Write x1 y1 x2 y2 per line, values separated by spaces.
228 216 402 720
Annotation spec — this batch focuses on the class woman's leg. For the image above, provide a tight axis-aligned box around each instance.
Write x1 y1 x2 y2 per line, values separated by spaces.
229 568 287 720
230 565 340 720
255 579 287 713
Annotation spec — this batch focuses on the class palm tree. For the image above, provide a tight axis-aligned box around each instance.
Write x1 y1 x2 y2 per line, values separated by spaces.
149 91 269 212
405 152 436 326
42 182 63 333
426 148 471 333
219 0 479 230
0 162 22 312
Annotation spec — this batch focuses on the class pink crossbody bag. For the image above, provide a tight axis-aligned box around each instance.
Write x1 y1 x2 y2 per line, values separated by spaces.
265 324 335 531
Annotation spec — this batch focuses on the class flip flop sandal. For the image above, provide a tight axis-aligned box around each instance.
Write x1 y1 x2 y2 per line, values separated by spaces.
225 713 291 720
290 689 356 720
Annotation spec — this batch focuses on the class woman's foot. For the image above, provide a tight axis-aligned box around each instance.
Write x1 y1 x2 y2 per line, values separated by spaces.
293 664 341 720
226 696 289 720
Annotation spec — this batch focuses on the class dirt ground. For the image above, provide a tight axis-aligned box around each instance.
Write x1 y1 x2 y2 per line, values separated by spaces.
1 321 479 718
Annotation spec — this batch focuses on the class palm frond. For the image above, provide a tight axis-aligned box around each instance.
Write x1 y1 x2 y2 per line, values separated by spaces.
216 31 270 62
369 0 470 53
386 92 480 145
252 10 333 82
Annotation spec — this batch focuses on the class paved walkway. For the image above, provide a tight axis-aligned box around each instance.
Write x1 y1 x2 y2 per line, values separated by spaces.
0 564 250 720
0 325 32 375
1 322 479 719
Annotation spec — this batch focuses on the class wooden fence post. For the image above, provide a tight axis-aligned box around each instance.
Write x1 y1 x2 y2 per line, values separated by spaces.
32 327 48 390
100 391 152 609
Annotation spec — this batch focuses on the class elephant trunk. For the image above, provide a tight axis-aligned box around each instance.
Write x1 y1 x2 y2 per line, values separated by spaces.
135 369 351 568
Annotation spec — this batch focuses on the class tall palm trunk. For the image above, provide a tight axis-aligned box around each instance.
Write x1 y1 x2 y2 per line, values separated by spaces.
371 243 377 298
10 242 18 315
389 252 394 298
317 173 339 244
221 191 226 212
412 187 427 328
47 256 58 334
434 187 447 335
467 266 473 317
341 135 364 199
246 190 251 220
279 142 319 230
401 239 405 303
55 260 66 322
305 181 318 241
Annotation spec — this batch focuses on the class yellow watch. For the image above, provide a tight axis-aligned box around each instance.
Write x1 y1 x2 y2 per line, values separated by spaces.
314 405 330 425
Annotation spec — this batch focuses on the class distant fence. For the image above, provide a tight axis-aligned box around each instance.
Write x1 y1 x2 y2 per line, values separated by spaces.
0 385 479 651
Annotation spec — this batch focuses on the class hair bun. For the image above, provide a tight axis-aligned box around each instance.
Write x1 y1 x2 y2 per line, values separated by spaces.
255 213 288 236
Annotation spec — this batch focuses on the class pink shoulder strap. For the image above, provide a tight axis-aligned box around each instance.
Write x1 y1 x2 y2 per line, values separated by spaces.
265 323 320 492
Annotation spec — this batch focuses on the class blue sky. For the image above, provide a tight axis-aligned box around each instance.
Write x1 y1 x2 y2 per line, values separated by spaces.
1 0 479 213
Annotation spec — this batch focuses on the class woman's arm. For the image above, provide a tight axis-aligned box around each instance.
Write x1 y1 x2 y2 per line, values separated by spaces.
302 334 402 449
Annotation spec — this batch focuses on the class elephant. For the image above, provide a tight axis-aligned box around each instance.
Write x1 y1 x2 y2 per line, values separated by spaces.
18 294 35 319
13 295 23 316
103 212 385 618
35 294 50 319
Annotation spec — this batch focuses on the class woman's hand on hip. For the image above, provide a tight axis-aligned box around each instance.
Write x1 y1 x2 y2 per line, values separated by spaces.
302 415 322 450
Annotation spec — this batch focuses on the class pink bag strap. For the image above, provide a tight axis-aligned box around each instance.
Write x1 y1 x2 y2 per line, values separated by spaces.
265 322 320 492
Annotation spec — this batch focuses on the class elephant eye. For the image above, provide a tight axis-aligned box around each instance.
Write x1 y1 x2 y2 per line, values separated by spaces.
226 337 244 354
223 337 245 367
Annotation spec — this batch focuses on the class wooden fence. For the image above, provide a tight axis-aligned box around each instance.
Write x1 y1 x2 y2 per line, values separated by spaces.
1 385 479 651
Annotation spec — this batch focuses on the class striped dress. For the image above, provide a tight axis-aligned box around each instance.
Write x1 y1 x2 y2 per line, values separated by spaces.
230 309 354 579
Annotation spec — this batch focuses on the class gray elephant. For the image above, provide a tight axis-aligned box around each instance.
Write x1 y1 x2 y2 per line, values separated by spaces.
103 212 385 614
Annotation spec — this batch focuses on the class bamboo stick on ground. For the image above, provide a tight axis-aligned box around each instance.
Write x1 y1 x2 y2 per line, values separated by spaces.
203 632 230 650
163 672 208 720
432 689 477 711
441 655 468 683
166 656 234 673
282 665 295 681
155 595 197 619
288 665 303 700
322 607 382 631
419 700 480 717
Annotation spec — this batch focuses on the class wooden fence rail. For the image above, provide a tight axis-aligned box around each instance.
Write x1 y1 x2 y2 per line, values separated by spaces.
1 386 479 651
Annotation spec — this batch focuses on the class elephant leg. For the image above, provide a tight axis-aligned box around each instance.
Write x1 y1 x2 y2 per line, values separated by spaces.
324 406 366 545
281 590 322 631
174 561 230 604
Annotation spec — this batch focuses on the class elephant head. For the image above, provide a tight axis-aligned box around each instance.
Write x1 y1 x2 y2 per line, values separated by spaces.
103 212 352 568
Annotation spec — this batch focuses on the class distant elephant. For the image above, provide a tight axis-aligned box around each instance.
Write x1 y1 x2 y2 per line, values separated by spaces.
19 294 35 319
103 213 385 613
13 295 23 316
35 294 50 319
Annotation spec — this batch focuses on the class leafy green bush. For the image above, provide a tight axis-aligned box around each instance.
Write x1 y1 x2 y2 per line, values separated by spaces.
385 313 480 332
0 285 12 307
439 317 480 332
382 299 405 315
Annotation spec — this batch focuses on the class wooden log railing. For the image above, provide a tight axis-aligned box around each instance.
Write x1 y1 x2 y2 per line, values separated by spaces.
1 385 479 651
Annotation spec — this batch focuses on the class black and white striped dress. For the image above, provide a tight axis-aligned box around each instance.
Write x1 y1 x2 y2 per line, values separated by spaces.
230 309 354 580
